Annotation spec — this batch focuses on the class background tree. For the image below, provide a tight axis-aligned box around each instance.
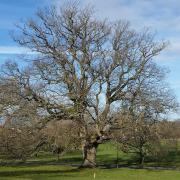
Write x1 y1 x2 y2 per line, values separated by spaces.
112 72 177 167
44 120 81 160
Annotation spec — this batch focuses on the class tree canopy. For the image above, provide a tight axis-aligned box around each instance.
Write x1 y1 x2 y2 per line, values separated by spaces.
0 2 178 167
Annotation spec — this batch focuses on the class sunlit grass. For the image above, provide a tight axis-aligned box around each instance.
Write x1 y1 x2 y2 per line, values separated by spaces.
0 165 180 180
1 142 180 179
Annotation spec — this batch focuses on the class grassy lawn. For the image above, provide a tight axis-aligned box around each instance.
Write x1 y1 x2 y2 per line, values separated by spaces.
0 165 180 180
27 142 137 166
1 142 180 179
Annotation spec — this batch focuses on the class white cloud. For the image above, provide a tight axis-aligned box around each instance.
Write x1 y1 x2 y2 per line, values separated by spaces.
53 0 180 62
3 1 180 60
0 46 35 55
53 0 180 36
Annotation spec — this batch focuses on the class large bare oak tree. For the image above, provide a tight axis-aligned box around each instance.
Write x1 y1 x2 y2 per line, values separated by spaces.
0 2 177 167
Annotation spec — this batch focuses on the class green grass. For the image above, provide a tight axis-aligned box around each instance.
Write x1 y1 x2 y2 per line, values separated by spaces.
0 142 135 166
1 142 180 179
0 165 180 180
1 142 180 167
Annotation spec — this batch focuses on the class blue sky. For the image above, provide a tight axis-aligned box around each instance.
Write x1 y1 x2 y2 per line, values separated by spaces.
0 0 180 118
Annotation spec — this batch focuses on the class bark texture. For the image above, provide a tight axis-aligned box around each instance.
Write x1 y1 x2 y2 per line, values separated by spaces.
81 142 98 168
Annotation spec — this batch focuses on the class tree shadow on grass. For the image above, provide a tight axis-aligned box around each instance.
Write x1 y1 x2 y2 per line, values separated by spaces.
0 168 80 178
0 157 83 167
145 150 180 167
1 153 138 168
96 153 138 166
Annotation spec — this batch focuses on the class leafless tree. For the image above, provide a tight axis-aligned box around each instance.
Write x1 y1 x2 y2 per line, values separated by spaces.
0 122 41 161
112 75 177 167
44 120 81 160
0 2 177 167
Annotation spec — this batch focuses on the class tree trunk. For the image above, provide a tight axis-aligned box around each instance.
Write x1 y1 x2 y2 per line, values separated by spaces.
81 142 98 168
139 152 145 168
116 143 119 168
